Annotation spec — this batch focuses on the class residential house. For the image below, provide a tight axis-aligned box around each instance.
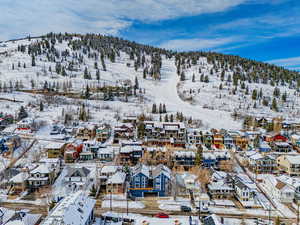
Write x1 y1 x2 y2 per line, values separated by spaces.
0 135 21 154
187 128 202 146
64 143 83 163
100 165 121 184
223 133 234 149
45 142 66 158
233 132 248 150
248 153 277 174
174 173 201 197
234 179 254 201
76 125 96 141
106 171 126 194
97 147 115 162
259 142 272 153
119 145 143 165
27 164 56 190
234 175 256 202
0 208 42 225
142 121 186 147
95 125 111 143
114 123 135 144
263 175 294 203
202 131 213 148
213 133 224 149
64 166 91 191
291 134 300 148
203 151 230 168
172 151 196 168
273 142 291 153
129 164 172 197
41 191 95 225
8 172 29 194
122 115 138 124
208 172 234 199
277 155 300 176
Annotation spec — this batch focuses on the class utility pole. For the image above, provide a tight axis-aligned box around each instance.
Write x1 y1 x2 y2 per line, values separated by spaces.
297 203 299 225
110 181 112 211
126 182 129 215
268 205 271 225
198 198 201 221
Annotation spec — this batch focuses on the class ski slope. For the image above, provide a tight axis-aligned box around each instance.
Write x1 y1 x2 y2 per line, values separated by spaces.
144 58 241 130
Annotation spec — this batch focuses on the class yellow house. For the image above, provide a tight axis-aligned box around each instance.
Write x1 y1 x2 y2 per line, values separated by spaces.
46 142 66 158
277 155 300 176
76 125 96 141
234 135 248 150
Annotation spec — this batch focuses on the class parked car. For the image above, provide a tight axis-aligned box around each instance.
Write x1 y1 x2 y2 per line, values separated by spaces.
196 205 209 213
181 205 192 212
154 213 169 218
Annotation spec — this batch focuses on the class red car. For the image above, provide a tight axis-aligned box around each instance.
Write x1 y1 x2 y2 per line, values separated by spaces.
155 213 169 218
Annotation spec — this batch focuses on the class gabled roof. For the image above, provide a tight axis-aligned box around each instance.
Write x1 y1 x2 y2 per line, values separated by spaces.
107 172 126 184
30 164 52 174
132 164 150 178
41 191 96 225
275 180 286 190
66 167 90 178
152 164 171 179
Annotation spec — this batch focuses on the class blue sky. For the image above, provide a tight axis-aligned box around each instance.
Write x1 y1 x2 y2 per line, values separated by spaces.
1 0 300 70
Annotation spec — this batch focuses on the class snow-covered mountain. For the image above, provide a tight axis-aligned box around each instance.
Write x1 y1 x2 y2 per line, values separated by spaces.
0 33 299 129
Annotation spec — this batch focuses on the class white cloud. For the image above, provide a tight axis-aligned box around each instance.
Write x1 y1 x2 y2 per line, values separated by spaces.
159 37 239 51
267 56 300 68
0 0 246 40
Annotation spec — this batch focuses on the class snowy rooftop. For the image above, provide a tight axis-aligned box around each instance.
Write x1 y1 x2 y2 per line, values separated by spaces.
45 142 65 149
107 171 126 184
41 191 96 225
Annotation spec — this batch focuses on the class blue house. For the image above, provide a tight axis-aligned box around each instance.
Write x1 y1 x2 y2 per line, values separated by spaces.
0 135 21 154
223 134 234 149
259 142 272 152
129 164 172 197
203 152 230 168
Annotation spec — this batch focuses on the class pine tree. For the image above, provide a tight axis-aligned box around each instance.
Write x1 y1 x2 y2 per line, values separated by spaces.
273 87 280 98
39 102 44 111
159 103 162 114
282 92 287 102
180 71 185 81
89 184 97 197
18 106 28 120
85 84 90 99
162 104 166 113
272 98 278 112
192 73 195 82
31 55 36 67
252 89 257 100
96 69 100 82
134 76 139 89
170 114 174 122
152 104 157 114
204 75 209 83
219 83 223 90
262 98 268 106
164 114 169 122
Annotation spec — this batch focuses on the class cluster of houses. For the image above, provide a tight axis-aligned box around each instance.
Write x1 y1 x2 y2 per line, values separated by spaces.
3 114 300 225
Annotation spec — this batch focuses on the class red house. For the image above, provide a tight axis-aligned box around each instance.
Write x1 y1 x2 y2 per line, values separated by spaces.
272 134 288 142
64 143 83 163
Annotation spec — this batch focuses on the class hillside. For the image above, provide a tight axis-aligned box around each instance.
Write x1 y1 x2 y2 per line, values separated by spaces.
0 33 299 129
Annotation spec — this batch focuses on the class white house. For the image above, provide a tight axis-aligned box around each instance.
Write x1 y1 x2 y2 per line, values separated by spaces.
263 175 295 203
41 191 96 225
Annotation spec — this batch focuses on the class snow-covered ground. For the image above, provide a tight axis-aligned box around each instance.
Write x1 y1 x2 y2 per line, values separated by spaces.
102 200 145 209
